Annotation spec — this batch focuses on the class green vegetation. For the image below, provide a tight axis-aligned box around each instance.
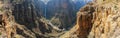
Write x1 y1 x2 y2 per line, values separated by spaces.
0 8 3 12
0 32 2 35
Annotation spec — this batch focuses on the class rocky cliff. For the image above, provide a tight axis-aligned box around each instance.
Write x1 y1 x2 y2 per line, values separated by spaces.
89 0 120 38
60 3 95 38
60 0 120 38
0 0 63 38
1 0 120 38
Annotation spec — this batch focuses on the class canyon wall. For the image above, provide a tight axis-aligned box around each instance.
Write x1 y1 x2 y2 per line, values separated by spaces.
1 0 120 38
89 0 120 38
60 0 120 38
0 0 61 38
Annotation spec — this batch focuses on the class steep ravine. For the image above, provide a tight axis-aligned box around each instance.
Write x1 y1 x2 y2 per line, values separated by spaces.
1 0 120 38
60 3 95 38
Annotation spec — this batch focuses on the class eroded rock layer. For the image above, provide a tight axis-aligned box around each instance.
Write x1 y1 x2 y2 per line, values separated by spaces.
1 0 120 38
89 0 120 38
60 0 120 38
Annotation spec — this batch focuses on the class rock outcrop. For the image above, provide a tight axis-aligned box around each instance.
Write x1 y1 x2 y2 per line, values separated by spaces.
60 0 120 38
89 0 120 38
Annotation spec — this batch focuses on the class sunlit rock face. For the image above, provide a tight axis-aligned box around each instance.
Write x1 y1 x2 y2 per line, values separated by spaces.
88 0 120 38
60 0 120 38
74 4 94 38
60 3 95 38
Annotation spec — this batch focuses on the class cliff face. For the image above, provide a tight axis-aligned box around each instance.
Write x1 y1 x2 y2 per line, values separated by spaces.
89 0 120 38
0 0 62 38
60 0 120 38
74 4 95 38
1 0 120 38
60 3 95 38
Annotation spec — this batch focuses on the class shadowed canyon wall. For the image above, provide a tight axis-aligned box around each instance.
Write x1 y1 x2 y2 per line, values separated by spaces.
0 0 62 38
46 0 76 29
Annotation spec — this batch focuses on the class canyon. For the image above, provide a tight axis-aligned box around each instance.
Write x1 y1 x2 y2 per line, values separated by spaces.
0 0 120 38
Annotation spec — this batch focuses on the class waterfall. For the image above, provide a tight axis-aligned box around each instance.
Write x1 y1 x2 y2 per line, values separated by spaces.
41 0 49 18
45 5 46 18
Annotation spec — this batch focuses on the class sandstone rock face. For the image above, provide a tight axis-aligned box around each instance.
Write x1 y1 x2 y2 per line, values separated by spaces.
60 3 95 38
60 0 120 38
89 0 120 38
75 4 95 38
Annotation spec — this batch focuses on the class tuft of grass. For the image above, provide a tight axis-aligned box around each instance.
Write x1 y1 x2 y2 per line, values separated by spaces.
114 5 118 10
0 8 3 12
0 32 2 35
